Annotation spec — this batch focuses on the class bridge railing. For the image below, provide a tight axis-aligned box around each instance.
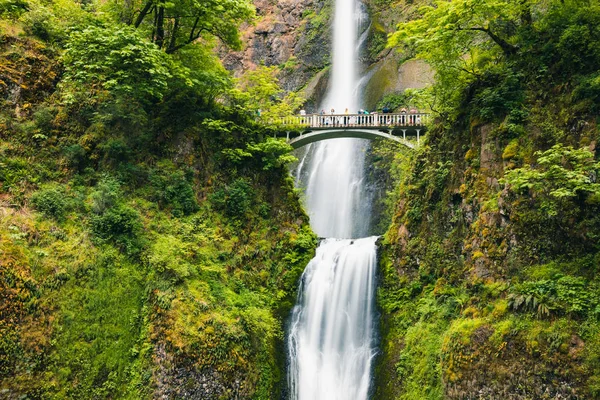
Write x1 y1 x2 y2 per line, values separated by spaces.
275 113 430 128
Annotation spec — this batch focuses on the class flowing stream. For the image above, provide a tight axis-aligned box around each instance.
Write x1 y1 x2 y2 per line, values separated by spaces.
287 0 378 398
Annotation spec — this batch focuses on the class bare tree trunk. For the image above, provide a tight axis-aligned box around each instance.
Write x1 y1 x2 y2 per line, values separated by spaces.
134 0 153 27
167 17 179 53
155 6 165 48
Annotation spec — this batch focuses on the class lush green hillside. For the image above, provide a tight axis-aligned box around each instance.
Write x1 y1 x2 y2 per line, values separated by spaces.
374 0 600 398
0 1 315 398
3 0 600 398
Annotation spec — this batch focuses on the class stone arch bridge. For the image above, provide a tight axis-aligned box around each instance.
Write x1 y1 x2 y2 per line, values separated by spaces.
273 113 429 149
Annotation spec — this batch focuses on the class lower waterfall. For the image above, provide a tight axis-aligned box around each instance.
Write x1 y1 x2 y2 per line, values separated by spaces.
288 237 378 400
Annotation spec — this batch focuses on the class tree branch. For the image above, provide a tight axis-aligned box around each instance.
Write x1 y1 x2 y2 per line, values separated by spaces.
134 0 153 28
166 28 205 54
189 17 200 42
459 26 518 56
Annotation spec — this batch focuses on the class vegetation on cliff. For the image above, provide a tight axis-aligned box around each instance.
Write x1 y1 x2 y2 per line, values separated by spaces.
0 0 314 398
375 0 600 398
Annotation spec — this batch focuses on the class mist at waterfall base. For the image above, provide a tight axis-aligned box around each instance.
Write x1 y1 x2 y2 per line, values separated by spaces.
286 0 379 398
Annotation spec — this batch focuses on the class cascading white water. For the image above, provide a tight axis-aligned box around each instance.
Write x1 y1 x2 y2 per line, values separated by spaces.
288 237 377 400
287 0 377 398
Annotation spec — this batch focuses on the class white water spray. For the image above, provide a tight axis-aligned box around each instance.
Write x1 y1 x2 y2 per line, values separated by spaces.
287 0 378 397
288 237 377 400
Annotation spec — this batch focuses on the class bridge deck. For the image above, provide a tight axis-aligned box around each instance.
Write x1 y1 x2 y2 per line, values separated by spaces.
275 113 429 129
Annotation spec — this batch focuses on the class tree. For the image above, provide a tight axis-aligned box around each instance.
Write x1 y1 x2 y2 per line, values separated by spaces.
228 66 305 121
108 0 255 53
62 25 172 102
388 0 537 118
389 0 534 59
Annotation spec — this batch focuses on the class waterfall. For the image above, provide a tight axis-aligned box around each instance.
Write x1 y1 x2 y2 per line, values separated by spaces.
287 0 378 397
288 237 377 400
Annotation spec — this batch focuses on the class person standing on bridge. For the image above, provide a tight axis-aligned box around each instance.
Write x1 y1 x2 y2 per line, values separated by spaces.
319 109 325 127
409 107 417 125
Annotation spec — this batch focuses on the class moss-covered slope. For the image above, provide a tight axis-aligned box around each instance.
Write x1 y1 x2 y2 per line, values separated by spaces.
0 32 315 399
373 1 600 398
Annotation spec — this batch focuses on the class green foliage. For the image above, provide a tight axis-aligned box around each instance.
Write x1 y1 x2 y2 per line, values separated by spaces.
0 1 315 397
229 66 305 120
62 25 171 102
0 0 28 18
90 182 144 255
470 68 525 121
396 321 445 399
91 176 122 214
210 178 255 220
91 205 144 255
377 88 430 112
105 0 255 53
98 138 131 165
149 167 199 217
17 0 88 42
51 249 148 399
31 184 70 220
503 144 600 216
247 138 297 171
21 1 63 41
148 235 193 282
388 0 523 117
169 42 232 100
508 276 598 318
223 138 296 171
388 0 600 123
380 0 600 398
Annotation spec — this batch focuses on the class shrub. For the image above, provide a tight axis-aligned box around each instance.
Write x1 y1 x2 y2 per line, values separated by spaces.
148 235 193 282
62 25 171 102
31 185 69 220
508 276 598 318
0 0 28 18
210 178 255 220
99 138 131 165
63 144 87 171
470 69 525 122
149 169 198 217
91 176 122 214
503 144 600 217
91 204 143 254
246 138 296 171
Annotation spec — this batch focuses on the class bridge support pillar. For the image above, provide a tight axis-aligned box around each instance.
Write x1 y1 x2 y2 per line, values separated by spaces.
402 129 407 141
416 129 421 145
286 131 290 140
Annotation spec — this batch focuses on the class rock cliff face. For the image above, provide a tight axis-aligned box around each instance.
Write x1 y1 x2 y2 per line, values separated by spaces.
221 0 332 105
222 0 433 112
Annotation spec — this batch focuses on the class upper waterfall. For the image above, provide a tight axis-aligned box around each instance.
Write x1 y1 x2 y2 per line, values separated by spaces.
288 0 378 398
293 0 373 239
322 0 358 113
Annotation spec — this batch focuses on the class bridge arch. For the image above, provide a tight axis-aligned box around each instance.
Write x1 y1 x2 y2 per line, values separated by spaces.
285 129 418 149
272 112 429 149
